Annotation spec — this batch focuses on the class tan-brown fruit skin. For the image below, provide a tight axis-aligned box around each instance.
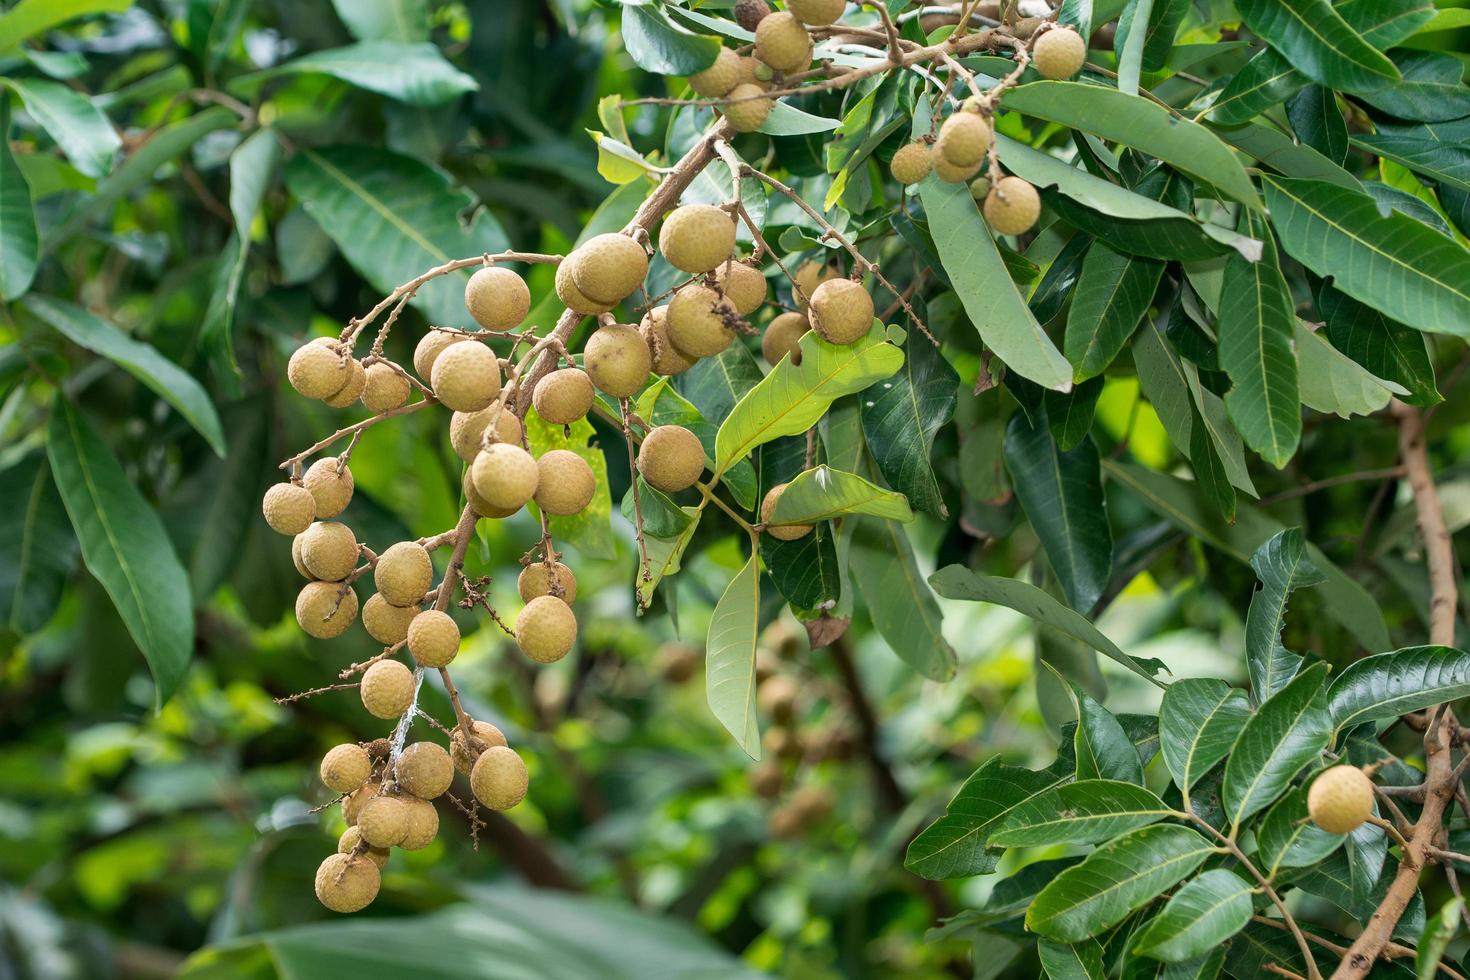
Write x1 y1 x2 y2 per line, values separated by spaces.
323 358 367 408
723 83 774 133
463 471 519 519
761 484 814 540
637 425 707 493
465 266 530 330
689 47 741 97
735 0 771 30
515 595 578 664
320 743 372 794
532 368 595 425
471 745 529 811
363 593 417 644
303 459 354 518
296 581 359 638
361 363 410 413
395 741 454 800
407 609 460 668
357 794 409 847
659 205 738 274
413 331 463 383
554 258 613 316
748 760 783 798
1034 26 1087 79
657 643 699 683
1307 765 1375 834
342 779 381 826
374 542 433 607
789 0 845 24
758 674 798 722
451 720 508 776
450 406 523 463
338 827 390 869
640 307 696 376
583 324 652 398
668 284 735 358
360 659 415 719
291 534 312 579
755 11 812 72
890 142 933 185
933 154 983 183
398 796 439 850
983 176 1041 235
300 521 358 581
571 233 648 305
936 111 992 168
763 312 810 366
263 483 315 535
714 260 768 315
534 450 596 516
315 853 381 913
808 278 874 345
288 341 350 399
431 341 501 413
471 443 540 512
792 260 840 310
791 784 835 822
518 562 578 604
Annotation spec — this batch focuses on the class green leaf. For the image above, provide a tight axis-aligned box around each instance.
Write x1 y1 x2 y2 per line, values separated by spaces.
1159 679 1251 793
0 0 132 55
1039 939 1107 980
1417 897 1463 980
45 399 193 705
1255 788 1344 877
637 508 702 609
768 464 912 525
1234 0 1398 92
1027 825 1216 942
244 41 476 106
1319 285 1439 406
1075 689 1144 784
1294 321 1398 418
1328 646 1470 732
990 780 1174 847
1212 121 1361 190
202 126 279 363
706 554 761 759
1353 123 1470 194
1064 241 1164 381
330 0 428 42
758 101 841 136
0 452 76 633
714 324 903 475
1003 410 1112 613
24 296 226 457
1131 869 1253 962
677 343 764 431
1245 529 1325 702
621 5 720 76
3 76 120 178
1222 662 1332 828
524 411 616 561
1357 51 1470 124
1001 82 1260 208
1188 404 1236 523
859 336 956 517
1286 86 1347 165
284 146 509 327
0 100 38 300
1263 176 1470 338
850 517 957 681
1114 0 1156 96
1160 949 1227 979
905 759 1066 879
1209 52 1311 126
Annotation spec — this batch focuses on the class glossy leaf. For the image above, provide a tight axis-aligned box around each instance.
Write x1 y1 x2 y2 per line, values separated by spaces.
1356 51 1470 123
1327 646 1470 732
1353 122 1470 195
1221 662 1332 827
1255 789 1344 877
330 0 428 42
990 780 1174 847
705 554 761 759
0 453 76 633
1075 689 1145 784
1159 678 1252 792
769 464 912 525
1131 869 1253 962
4 76 120 178
850 517 957 681
622 4 720 76
1286 86 1346 165
1039 939 1107 980
1064 241 1164 381
860 336 956 517
251 41 476 106
1245 529 1325 702
0 0 131 53
905 759 1066 879
0 101 38 300
1319 285 1439 406
1295 321 1398 418
1234 0 1398 92
1417 897 1463 980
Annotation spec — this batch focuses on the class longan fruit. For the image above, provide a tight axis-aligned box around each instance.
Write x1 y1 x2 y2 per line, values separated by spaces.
637 424 706 493
406 609 460 668
890 142 933 185
470 745 529 811
431 341 501 413
342 778 382 825
471 442 540 513
363 592 418 644
667 284 736 358
714 259 768 315
357 794 410 847
640 306 696 376
789 0 845 25
361 363 410 413
1308 765 1375 834
762 312 810 366
808 278 874 345
320 743 372 794
933 154 983 183
761 483 813 540
1034 26 1087 79
303 458 354 518
451 719 507 776
534 450 596 516
263 483 315 535
464 266 530 330
755 11 812 72
983 176 1041 235
449 406 523 463
532 368 595 425
323 358 367 408
748 760 783 798
571 233 649 305
338 827 390 869
768 803 805 839
315 853 380 913
689 47 741 98
517 562 578 604
792 259 840 310
299 521 359 582
758 674 799 722
659 204 738 275
723 83 774 133
555 257 613 316
375 541 433 607
735 0 772 31
397 796 440 850
360 659 415 719
515 595 578 664
791 784 835 822
968 175 992 201
463 470 519 519
291 533 312 579
657 643 699 684
413 331 463 383
584 323 653 398
936 110 992 168
297 581 360 638
288 340 350 399
395 741 454 800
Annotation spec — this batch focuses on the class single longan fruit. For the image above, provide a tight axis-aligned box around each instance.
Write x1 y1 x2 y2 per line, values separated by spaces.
375 541 433 607
323 358 367 408
361 363 410 413
668 284 736 358
407 609 460 668
714 259 768 315
789 0 845 25
296 581 360 638
637 424 707 493
723 83 774 133
761 483 813 540
758 674 799 722
413 331 463 383
315 853 380 913
890 142 933 185
263 483 315 535
763 617 806 659
1034 26 1087 79
398 796 439 850
755 11 812 72
463 470 519 519
360 659 415 719
288 340 350 399
342 779 381 825
555 258 613 316
968 175 992 200
395 741 454 800
320 743 372 794
451 719 507 776
983 176 1041 235
764 722 800 759
748 760 783 798
532 368 595 425
518 562 578 604
640 307 696 376
338 827 390 869
515 594 578 664
735 0 771 30
659 204 738 275
937 111 992 168
1307 765 1375 834
571 233 649 305
299 521 359 582
690 47 741 97
449 406 523 463
535 450 596 516
291 533 312 579
763 312 810 366
431 341 501 413
792 259 840 310
357 794 410 847
471 442 540 512
465 266 530 330
470 745 529 811
934 154 983 183
657 643 699 684
768 803 805 839
809 278 874 345
363 592 417 644
303 458 354 519
584 324 653 398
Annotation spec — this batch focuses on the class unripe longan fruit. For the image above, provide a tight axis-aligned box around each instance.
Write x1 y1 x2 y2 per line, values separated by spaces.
449 406 523 463
407 609 460 668
471 443 540 513
532 368 595 425
338 827 390 869
395 741 454 800
584 323 652 398
755 11 812 72
463 470 518 519
431 341 501 413
668 284 735 358
300 521 359 582
792 259 840 310
296 581 360 638
323 357 367 408
890 142 933 185
659 204 738 274
288 340 350 399
363 592 417 644
315 853 380 913
789 0 845 25
983 176 1041 235
263 482 315 535
464 266 530 330
375 541 433 607
357 794 410 847
304 458 354 518
451 719 507 775
535 450 596 516
968 175 991 200
934 154 983 183
937 111 992 168
518 562 578 603
714 259 768 315
343 779 381 825
413 331 463 383
320 743 372 794
360 659 415 719
723 83 774 132
398 796 439 850
471 745 529 811
515 595 578 664
689 47 741 97
809 278 874 345
761 483 813 540
1034 26 1087 79
637 424 706 493
763 312 810 366
640 307 696 376
735 0 771 31
758 674 799 722
361 363 410 413
1308 765 1375 834
571 233 648 305
555 258 613 316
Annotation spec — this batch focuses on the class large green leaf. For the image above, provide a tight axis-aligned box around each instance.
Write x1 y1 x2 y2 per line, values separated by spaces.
1064 241 1164 381
1295 321 1400 419
525 411 615 561
1074 689 1144 784
1245 529 1325 702
1255 788 1344 877
768 464 911 525
1328 646 1470 732
0 0 132 53
905 759 1067 879
1286 86 1347 165
46 399 193 705
244 41 476 106
706 554 761 759
284 146 509 327
1234 0 1398 92
850 517 957 681
330 0 428 42
1319 285 1440 407
1159 678 1252 793
1353 122 1470 195
1027 825 1215 942
3 76 120 178
1131 869 1253 962
621 4 720 75
0 453 76 633
637 508 702 609
202 126 280 363
1039 939 1107 980
1213 121 1360 189
1221 662 1332 827
1356 52 1470 123
990 780 1174 847
0 100 38 300
859 336 955 517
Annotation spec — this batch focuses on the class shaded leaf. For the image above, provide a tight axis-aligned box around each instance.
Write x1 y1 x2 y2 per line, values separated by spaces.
1286 86 1347 165
1328 646 1470 732
1319 285 1440 406
1075 689 1145 784
850 517 957 681
0 452 76 633
860 336 956 517
1255 788 1344 877
248 41 477 106
1234 0 1398 92
1221 662 1332 827
1039 939 1107 980
1245 528 1325 703
1159 678 1252 792
706 554 761 758
0 100 38 300
1131 869 1252 962
1064 241 1164 381
905 759 1066 879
